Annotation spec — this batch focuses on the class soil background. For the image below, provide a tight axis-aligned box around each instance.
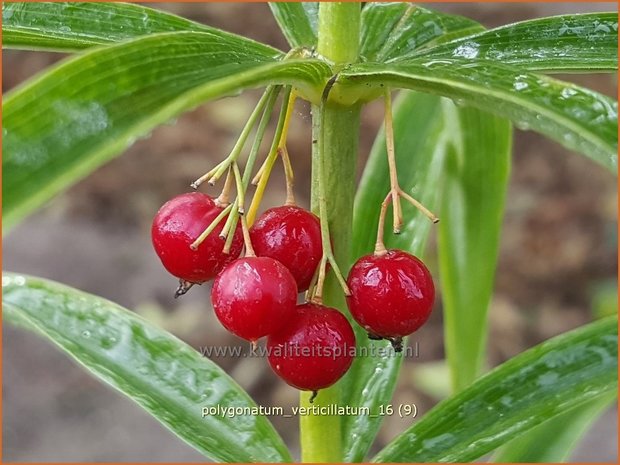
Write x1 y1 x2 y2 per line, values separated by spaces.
3 2 618 462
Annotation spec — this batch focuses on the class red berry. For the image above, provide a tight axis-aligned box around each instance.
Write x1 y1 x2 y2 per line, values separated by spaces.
347 249 435 340
267 303 355 392
151 192 243 283
211 257 298 342
250 206 322 292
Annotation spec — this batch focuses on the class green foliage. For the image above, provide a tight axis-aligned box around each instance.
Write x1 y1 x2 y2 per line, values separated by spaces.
405 13 618 72
268 2 318 49
338 61 617 171
2 32 329 231
439 107 512 391
2 2 617 463
373 316 618 462
2 273 291 463
360 3 483 62
2 1 224 51
493 392 617 462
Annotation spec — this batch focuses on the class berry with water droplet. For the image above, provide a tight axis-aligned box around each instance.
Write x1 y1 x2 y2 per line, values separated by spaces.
250 206 322 292
267 303 355 394
211 257 297 342
346 249 435 350
151 192 242 283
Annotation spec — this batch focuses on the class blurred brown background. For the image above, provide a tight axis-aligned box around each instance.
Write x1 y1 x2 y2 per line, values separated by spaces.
2 2 617 462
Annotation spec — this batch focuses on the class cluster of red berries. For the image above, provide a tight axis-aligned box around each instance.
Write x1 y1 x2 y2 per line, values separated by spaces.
152 192 355 397
152 192 435 398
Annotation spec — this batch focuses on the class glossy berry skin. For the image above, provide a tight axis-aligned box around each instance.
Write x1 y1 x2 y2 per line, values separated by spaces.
151 192 243 283
250 206 322 292
267 303 355 391
347 249 435 338
211 257 298 342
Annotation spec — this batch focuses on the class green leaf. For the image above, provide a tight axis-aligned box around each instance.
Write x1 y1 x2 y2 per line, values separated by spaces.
360 3 483 63
269 2 318 49
373 316 618 462
439 107 512 391
338 60 617 172
1 2 268 52
342 91 451 462
2 272 292 462
2 31 331 232
407 13 618 72
493 392 617 462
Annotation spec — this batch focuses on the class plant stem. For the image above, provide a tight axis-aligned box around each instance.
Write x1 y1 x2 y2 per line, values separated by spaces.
317 2 361 68
300 3 361 463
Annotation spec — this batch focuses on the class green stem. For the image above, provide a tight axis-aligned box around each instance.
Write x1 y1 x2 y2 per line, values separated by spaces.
300 3 361 463
317 2 361 67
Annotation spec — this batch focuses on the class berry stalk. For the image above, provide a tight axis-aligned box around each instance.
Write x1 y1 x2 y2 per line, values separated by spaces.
246 86 293 225
280 146 296 206
222 210 240 254
243 86 281 187
374 190 439 256
380 88 439 242
190 203 233 251
251 90 296 185
309 78 351 304
214 167 234 207
232 162 256 257
383 90 404 234
191 87 273 189
190 86 280 251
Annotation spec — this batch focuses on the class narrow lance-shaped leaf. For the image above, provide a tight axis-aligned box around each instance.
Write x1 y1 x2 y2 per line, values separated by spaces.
268 2 318 49
360 3 483 62
1 1 281 53
2 273 292 463
439 105 512 392
404 13 618 73
373 316 618 463
2 31 331 232
493 392 617 463
493 305 619 463
338 59 617 172
343 91 451 462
